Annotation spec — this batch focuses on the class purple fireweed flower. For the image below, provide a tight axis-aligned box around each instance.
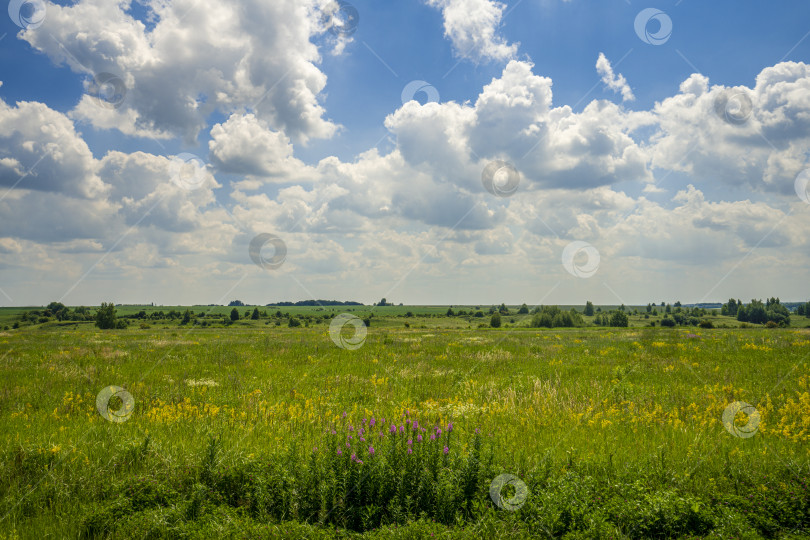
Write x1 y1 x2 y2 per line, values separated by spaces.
447 422 453 433
430 433 436 441
346 442 350 448
348 425 353 431
381 417 385 424
370 418 376 427
378 431 384 438
359 427 365 435
347 435 353 440
351 453 357 461
368 446 375 455
357 459 363 464
331 430 336 435
405 409 409 416
362 417 367 424
399 425 405 433
443 446 449 455
436 428 442 436
412 420 419 430
337 449 342 455
390 424 396 433
407 439 413 446
417 434 423 442
406 419 411 428
475 428 480 434
342 411 347 418
407 447 412 454
360 437 365 442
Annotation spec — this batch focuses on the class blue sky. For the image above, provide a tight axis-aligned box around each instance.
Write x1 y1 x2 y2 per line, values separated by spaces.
0 0 809 306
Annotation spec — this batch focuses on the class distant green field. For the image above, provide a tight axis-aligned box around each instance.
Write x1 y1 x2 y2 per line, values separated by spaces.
0 316 808 538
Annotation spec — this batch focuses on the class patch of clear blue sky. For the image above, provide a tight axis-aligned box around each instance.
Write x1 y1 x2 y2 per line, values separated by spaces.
1 0 809 174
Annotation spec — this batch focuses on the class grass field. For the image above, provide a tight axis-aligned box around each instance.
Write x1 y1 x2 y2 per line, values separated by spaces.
0 312 809 538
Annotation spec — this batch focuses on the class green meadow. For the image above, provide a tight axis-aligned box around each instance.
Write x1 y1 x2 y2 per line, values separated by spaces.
0 307 808 538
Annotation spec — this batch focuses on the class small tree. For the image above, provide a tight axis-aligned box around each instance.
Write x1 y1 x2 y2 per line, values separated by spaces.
517 303 529 314
490 312 502 328
446 307 455 316
251 307 260 320
230 308 240 321
181 310 191 325
609 311 629 327
95 302 117 330
584 301 595 316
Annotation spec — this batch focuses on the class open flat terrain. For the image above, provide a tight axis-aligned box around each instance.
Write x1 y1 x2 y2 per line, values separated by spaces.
0 312 809 538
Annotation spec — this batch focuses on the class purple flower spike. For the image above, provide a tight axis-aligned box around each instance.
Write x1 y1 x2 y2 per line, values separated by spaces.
447 422 453 433
360 437 365 442
413 420 419 430
337 449 342 455
346 442 350 448
370 418 376 427
417 434 423 442
430 433 436 441
368 446 375 455
399 425 404 433
437 428 442 436
407 439 413 446
348 425 353 431
351 453 357 461
342 411 347 418
443 446 449 455
331 430 337 435
407 447 412 454
390 424 396 433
